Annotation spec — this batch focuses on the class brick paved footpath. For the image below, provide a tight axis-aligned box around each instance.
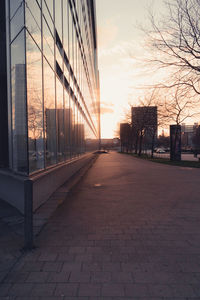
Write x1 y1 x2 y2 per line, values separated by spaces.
1 151 200 299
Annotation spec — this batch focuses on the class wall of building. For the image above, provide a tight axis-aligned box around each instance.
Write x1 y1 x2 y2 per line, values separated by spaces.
0 152 97 214
0 0 100 213
8 0 100 175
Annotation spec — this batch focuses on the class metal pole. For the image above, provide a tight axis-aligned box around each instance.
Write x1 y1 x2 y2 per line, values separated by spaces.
24 179 34 250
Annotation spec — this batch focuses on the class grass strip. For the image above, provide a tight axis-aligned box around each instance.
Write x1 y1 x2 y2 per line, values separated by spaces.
120 152 200 168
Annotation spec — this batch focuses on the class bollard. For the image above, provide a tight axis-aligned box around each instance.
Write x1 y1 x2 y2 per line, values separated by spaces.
24 179 34 250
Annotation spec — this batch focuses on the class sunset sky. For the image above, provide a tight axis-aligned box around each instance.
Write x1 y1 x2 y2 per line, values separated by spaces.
96 0 166 138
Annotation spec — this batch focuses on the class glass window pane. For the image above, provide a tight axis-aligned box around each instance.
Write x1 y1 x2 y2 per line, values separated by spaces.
43 59 56 166
64 90 71 160
68 7 73 66
26 32 44 173
44 0 54 19
43 1 54 35
70 96 75 157
11 4 24 41
11 30 28 173
55 0 62 40
10 0 23 19
43 18 54 68
63 0 68 57
56 46 63 71
25 0 41 48
56 78 65 162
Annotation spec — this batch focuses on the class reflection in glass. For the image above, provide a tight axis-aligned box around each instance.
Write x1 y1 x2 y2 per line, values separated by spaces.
25 0 41 48
26 32 44 173
55 0 62 40
44 0 54 19
43 1 54 35
43 18 54 68
11 30 28 173
63 0 69 57
56 78 65 162
70 96 75 157
56 46 63 71
11 4 24 41
10 0 23 19
64 90 71 160
68 8 73 66
43 59 56 166
9 0 100 174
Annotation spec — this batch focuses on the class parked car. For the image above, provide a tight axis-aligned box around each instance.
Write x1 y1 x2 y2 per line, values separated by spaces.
156 148 166 153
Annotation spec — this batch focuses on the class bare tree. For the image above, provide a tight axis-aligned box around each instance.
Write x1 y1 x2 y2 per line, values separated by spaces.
160 84 200 159
161 86 198 126
146 0 200 95
132 89 166 157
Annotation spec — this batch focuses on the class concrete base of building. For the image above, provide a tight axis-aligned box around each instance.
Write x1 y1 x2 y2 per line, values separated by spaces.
0 152 98 214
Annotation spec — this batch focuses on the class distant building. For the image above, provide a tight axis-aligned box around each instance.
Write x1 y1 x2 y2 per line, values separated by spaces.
131 106 157 150
120 123 132 152
181 123 199 149
131 106 157 130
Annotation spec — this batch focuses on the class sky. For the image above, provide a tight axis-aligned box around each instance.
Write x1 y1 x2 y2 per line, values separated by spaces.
96 0 166 138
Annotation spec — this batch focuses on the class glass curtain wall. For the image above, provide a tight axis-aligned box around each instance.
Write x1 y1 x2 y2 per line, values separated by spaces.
9 0 100 175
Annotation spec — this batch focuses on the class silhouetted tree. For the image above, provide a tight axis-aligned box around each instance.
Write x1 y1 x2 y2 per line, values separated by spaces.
146 0 200 95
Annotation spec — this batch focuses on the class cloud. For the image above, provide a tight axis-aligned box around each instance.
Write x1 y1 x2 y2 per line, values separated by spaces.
100 101 114 114
101 107 114 114
98 19 118 48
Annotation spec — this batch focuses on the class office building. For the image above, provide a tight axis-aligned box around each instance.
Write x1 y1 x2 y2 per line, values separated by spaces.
181 123 198 149
0 0 100 213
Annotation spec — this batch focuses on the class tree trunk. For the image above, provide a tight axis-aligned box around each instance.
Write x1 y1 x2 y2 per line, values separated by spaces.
151 132 155 158
138 134 143 156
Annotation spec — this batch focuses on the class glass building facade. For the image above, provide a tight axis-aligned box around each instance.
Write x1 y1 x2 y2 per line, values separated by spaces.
8 0 100 175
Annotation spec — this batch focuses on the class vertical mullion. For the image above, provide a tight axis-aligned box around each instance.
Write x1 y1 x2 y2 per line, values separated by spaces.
41 0 46 169
24 0 29 174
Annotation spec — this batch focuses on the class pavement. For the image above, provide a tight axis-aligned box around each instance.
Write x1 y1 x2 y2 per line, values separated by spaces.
1 151 200 299
0 200 24 285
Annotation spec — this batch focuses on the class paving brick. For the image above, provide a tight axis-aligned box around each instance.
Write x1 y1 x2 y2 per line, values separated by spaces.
21 261 44 272
111 271 133 283
85 247 103 254
38 253 58 262
15 297 39 300
82 262 102 272
90 271 111 283
125 283 150 297
69 271 90 283
43 262 63 272
4 152 200 299
75 254 93 262
68 247 86 254
8 283 34 297
64 298 89 300
61 262 82 272
148 284 175 297
31 283 56 296
101 283 125 297
56 253 75 262
3 272 29 283
54 283 78 296
102 262 121 272
38 297 65 300
47 271 70 283
26 272 50 283
0 284 12 296
78 284 101 297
